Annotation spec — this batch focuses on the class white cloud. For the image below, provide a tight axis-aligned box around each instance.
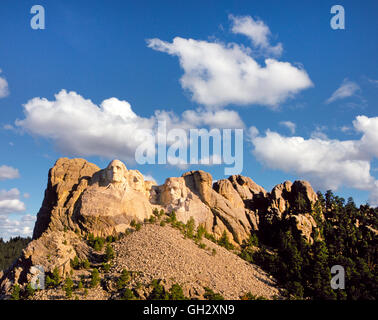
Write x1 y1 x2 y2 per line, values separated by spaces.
181 109 245 129
250 115 378 206
0 189 31 239
0 188 26 215
16 90 156 162
247 126 259 140
326 79 360 104
353 115 378 159
229 14 283 57
16 90 244 165
0 214 36 240
0 69 9 98
0 188 21 201
147 37 312 108
0 165 20 180
310 126 328 140
279 121 296 134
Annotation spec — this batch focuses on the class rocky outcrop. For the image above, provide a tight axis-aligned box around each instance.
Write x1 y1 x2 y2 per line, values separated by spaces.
1 157 322 297
33 158 100 239
31 158 319 247
29 158 322 249
182 171 253 245
259 180 320 244
227 175 267 200
288 214 318 244
158 177 213 229
0 230 90 294
33 158 156 239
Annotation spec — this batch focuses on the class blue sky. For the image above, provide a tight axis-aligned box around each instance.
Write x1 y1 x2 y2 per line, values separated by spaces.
0 0 377 239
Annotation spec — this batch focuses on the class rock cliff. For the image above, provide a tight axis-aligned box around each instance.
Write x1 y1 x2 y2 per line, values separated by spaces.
0 157 321 297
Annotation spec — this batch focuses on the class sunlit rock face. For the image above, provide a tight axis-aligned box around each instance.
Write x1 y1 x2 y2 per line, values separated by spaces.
76 160 153 236
33 157 321 249
1 156 323 296
106 159 127 185
159 177 213 229
32 158 101 239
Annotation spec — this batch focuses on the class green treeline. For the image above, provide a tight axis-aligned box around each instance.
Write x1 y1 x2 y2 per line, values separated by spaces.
241 191 377 300
0 237 31 271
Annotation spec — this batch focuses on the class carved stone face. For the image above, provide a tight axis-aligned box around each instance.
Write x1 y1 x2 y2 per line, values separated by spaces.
127 170 145 193
161 177 187 205
105 160 127 184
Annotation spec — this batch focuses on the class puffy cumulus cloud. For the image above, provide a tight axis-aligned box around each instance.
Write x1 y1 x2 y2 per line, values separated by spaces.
0 188 26 215
0 214 36 240
16 90 158 162
250 115 378 206
0 69 9 98
326 79 360 104
353 115 378 159
147 37 312 108
16 90 245 165
279 121 296 134
229 14 283 57
0 165 20 180
252 131 371 189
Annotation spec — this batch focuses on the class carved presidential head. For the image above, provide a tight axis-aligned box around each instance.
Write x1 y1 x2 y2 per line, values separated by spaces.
161 177 188 205
105 160 127 184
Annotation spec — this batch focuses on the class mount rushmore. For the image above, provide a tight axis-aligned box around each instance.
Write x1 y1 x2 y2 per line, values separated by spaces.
0 157 320 297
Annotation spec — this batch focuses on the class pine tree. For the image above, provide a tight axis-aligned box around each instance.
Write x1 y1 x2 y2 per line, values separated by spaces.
309 241 336 299
26 283 35 298
122 288 136 300
71 256 81 269
169 283 186 300
64 276 74 298
117 269 130 290
105 243 115 262
11 284 21 300
52 267 61 286
90 268 100 288
185 217 195 238
218 231 234 250
82 259 90 269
